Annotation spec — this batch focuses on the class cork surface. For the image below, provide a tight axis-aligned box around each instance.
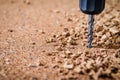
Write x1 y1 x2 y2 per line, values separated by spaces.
0 0 120 80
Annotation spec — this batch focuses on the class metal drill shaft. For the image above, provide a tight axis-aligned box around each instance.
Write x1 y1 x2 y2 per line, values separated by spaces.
88 15 94 48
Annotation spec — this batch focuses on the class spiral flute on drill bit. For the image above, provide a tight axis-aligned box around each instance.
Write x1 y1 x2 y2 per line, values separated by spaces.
88 15 94 48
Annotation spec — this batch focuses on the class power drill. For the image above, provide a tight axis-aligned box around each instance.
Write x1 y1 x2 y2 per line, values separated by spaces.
79 0 105 48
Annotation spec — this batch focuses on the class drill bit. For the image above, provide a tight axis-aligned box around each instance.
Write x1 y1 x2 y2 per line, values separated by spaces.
87 15 94 48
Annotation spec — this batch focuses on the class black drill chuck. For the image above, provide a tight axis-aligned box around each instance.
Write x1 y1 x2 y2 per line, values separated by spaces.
79 0 105 15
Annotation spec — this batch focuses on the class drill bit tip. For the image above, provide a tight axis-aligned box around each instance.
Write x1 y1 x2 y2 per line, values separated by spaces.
87 45 92 48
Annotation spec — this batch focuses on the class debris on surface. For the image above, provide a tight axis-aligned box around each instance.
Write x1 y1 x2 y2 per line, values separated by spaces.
0 0 120 80
63 62 74 69
73 66 81 73
47 10 120 48
23 0 31 5
109 27 119 34
44 1 120 79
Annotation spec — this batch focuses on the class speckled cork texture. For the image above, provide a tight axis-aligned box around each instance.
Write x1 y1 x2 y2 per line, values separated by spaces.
0 0 120 80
